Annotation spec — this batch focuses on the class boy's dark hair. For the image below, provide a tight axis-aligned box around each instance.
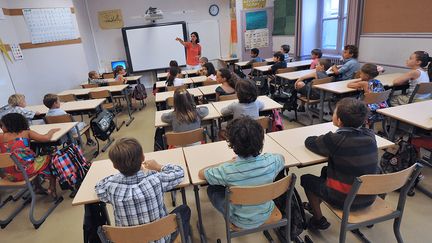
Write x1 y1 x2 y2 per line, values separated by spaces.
88 71 98 79
203 62 216 76
191 31 200 43
311 48 323 58
109 138 143 176
43 93 59 109
344 45 359 59
169 60 179 67
319 58 332 70
336 98 368 128
236 79 257 103
251 48 259 55
361 63 379 79
227 117 264 158
273 52 285 62
0 113 29 133
281 44 290 53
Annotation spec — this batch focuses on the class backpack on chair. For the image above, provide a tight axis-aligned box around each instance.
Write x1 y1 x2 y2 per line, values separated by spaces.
132 83 147 101
90 110 116 141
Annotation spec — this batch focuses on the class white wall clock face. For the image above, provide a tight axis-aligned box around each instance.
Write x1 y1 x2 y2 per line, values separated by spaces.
209 4 219 16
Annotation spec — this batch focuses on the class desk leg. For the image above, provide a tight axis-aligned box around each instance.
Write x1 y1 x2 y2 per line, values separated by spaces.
181 188 187 205
123 90 135 126
193 185 207 243
319 90 325 123
388 119 399 141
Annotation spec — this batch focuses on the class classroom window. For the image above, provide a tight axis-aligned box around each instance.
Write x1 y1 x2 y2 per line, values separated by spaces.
320 0 348 53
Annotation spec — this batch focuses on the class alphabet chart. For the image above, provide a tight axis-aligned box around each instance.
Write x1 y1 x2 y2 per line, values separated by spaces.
23 8 78 44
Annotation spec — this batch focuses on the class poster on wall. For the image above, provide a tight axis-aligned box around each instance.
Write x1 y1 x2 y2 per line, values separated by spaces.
243 0 267 9
244 28 269 49
246 10 267 30
23 8 78 44
98 9 124 29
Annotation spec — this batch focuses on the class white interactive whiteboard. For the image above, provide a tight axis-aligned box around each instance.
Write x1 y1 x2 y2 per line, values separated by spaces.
0 55 15 105
122 22 187 72
187 20 221 60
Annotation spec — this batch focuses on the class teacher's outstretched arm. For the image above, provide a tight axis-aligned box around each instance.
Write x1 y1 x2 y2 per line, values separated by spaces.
175 37 186 47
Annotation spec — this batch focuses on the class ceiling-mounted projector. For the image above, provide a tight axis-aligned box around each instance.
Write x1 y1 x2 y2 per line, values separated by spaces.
145 7 163 21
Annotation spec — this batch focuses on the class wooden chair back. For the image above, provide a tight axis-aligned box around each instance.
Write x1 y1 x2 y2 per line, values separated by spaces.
165 128 205 147
276 67 296 74
363 90 392 105
44 114 73 124
166 97 174 108
167 85 188 92
256 116 270 131
101 214 181 243
219 94 237 101
108 81 124 86
252 62 267 67
102 73 114 79
58 94 76 102
311 76 335 87
82 83 98 89
202 80 218 86
356 164 417 195
0 153 15 168
229 175 294 205
89 90 111 99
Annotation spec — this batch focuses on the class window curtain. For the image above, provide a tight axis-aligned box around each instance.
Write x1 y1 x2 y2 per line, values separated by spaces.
345 0 363 46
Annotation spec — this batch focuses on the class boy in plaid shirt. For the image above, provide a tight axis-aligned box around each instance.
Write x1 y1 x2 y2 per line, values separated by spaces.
95 138 190 242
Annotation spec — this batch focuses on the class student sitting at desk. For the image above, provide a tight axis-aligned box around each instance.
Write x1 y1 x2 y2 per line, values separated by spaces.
198 117 285 229
0 113 60 199
197 56 209 76
0 94 40 122
113 65 127 84
43 94 95 146
269 52 287 74
310 49 322 69
301 98 379 230
87 71 107 85
331 45 360 81
295 58 331 112
221 79 264 119
95 138 191 242
202 62 217 81
165 67 184 87
390 51 432 106
281 44 291 63
246 48 265 66
215 68 236 101
161 88 209 133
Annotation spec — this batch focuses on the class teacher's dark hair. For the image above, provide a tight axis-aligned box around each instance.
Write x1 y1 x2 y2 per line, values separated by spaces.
191 32 200 44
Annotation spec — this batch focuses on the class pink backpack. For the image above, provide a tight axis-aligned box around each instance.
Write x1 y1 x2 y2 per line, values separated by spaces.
271 109 284 132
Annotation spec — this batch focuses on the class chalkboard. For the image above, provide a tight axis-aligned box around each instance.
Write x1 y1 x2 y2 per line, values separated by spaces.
273 0 296 35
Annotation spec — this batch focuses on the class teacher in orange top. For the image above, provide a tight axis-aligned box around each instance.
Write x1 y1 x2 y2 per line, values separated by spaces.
175 32 202 70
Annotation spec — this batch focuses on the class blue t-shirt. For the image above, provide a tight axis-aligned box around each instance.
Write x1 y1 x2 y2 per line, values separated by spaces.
204 153 285 229
338 58 360 81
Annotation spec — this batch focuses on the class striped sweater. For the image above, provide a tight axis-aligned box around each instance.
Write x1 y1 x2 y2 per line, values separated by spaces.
305 127 378 209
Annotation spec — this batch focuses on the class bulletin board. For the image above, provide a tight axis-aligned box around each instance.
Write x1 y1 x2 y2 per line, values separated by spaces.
241 7 274 59
273 0 296 35
362 0 432 33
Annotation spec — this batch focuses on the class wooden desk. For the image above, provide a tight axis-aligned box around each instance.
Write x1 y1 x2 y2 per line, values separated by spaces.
105 75 142 83
234 57 275 68
190 76 208 84
156 78 193 89
184 135 300 186
155 88 203 103
253 60 312 73
276 69 316 81
154 104 221 127
72 148 190 206
219 57 239 63
157 70 197 80
198 84 220 96
377 100 432 130
1 122 78 143
27 99 105 115
267 122 394 167
58 88 94 97
91 84 129 93
211 95 283 115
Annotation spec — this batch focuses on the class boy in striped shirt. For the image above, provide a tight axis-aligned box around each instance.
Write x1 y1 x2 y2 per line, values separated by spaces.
199 117 285 229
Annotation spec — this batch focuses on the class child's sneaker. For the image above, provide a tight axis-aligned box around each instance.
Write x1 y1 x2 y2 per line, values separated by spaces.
86 139 96 146
308 216 331 230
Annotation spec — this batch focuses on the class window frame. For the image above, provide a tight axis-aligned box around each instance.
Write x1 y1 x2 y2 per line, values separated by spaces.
318 0 348 55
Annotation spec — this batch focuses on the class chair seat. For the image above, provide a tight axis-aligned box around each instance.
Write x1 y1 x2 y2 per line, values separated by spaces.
102 103 114 110
325 197 395 224
230 205 282 231
172 234 181 243
0 176 37 186
298 96 320 104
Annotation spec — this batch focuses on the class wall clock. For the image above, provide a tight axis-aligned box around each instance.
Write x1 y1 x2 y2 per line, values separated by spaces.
209 4 219 16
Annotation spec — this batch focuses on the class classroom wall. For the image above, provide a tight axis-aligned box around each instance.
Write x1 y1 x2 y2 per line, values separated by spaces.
1 0 90 105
